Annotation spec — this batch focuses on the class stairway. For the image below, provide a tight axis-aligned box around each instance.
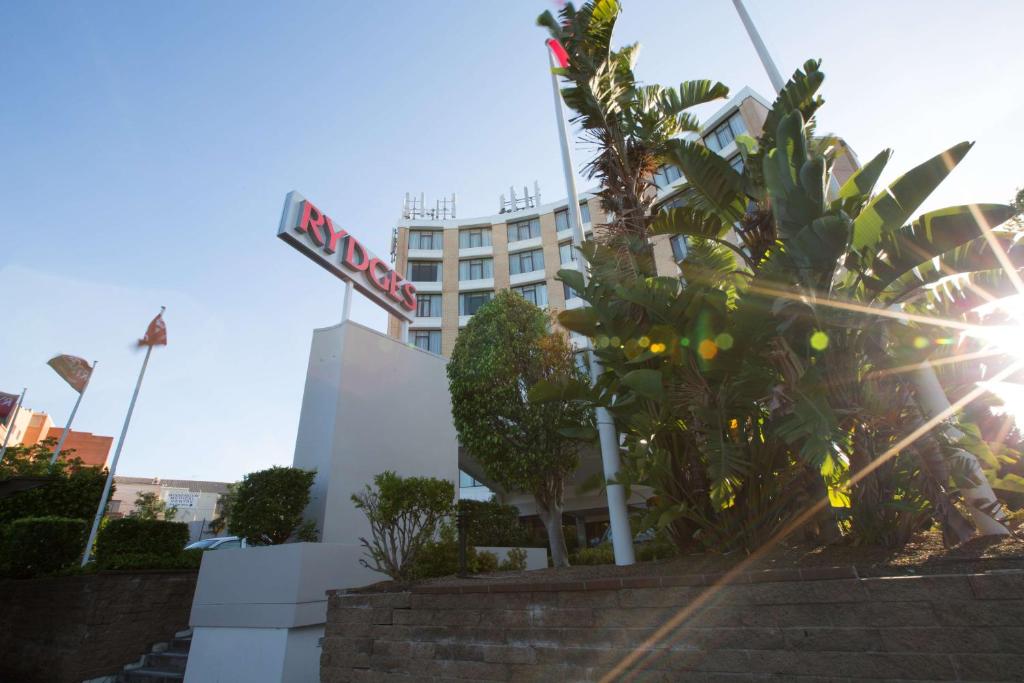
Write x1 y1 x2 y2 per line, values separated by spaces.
115 628 191 682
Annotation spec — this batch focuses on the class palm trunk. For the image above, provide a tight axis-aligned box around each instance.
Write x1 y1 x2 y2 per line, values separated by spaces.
535 483 570 568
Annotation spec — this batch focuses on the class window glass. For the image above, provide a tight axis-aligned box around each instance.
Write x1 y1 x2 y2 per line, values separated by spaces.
510 248 545 275
580 202 591 224
412 330 441 354
217 539 242 549
670 235 688 262
459 227 491 249
703 112 747 153
408 261 440 282
507 218 540 242
729 154 745 173
459 291 493 316
563 282 580 300
459 471 484 488
559 242 576 265
652 164 683 190
513 283 548 307
458 258 493 280
555 209 569 233
416 294 441 318
409 230 440 250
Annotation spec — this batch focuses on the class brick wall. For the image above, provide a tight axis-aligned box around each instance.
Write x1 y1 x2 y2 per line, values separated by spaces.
0 570 197 683
321 568 1024 682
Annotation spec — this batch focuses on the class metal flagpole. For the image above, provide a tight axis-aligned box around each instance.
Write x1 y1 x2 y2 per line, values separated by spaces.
81 346 153 566
548 49 635 565
0 388 27 465
50 361 98 466
731 0 785 95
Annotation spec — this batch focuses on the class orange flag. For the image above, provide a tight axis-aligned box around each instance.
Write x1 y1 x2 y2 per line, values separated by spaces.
139 309 167 347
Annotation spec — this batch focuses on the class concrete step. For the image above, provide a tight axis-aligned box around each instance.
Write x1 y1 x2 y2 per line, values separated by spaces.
121 668 184 683
144 651 188 673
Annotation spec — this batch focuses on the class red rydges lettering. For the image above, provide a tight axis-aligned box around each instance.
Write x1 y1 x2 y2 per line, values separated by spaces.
292 198 416 312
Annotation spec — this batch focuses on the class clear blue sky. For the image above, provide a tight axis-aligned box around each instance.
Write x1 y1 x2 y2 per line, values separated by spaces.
2 1 1022 482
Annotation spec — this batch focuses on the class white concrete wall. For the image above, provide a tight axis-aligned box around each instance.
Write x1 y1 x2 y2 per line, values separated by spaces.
292 321 459 544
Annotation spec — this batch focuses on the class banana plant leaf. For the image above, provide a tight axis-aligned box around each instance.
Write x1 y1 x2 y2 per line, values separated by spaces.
851 141 973 252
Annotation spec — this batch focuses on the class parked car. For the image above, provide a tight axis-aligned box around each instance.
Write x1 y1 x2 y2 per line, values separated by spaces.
185 536 247 551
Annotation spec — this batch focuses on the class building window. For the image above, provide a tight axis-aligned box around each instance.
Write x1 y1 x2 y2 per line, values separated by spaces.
513 283 548 307
416 294 441 318
411 330 441 354
728 154 745 173
458 227 491 249
555 209 569 233
459 471 484 488
458 258 493 280
652 164 683 190
559 242 576 265
703 111 747 153
509 248 545 275
408 261 440 282
563 281 580 300
409 230 441 250
459 291 493 316
670 235 688 262
507 217 541 242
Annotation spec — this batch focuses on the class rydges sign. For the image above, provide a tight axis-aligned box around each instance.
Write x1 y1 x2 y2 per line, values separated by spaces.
277 191 417 321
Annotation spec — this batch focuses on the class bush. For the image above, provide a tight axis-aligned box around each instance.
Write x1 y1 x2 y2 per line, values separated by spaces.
229 466 317 545
0 458 108 525
499 547 528 571
475 550 499 573
353 471 454 581
570 544 615 566
97 549 203 571
458 498 533 547
1 517 85 578
409 524 510 579
95 518 188 563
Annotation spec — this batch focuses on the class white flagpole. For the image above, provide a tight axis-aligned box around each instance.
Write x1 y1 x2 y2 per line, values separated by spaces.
731 0 785 95
0 388 27 465
81 345 154 566
548 49 635 565
50 361 98 466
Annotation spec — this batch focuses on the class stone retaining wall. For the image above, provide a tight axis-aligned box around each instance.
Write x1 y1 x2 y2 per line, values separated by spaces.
321 567 1024 682
0 570 198 683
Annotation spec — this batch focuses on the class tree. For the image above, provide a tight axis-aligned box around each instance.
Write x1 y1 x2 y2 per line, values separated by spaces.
131 491 177 521
228 466 317 545
351 471 454 581
209 482 237 535
0 439 110 525
447 291 591 567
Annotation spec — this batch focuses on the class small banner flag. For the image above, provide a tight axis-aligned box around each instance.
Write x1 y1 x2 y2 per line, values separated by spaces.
139 309 168 347
48 355 93 393
0 392 18 424
546 38 570 68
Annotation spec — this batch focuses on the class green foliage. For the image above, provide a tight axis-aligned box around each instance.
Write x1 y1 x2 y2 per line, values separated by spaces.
0 516 85 578
229 466 317 545
352 471 454 581
0 441 109 525
458 498 533 547
96 549 203 571
475 550 499 574
570 544 615 565
209 482 237 535
95 517 188 562
131 491 177 521
447 291 591 567
500 547 529 571
536 3 1022 552
408 522 504 579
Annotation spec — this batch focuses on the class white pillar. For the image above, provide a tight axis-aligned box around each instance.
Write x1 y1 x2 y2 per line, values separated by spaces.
732 0 785 94
548 49 635 565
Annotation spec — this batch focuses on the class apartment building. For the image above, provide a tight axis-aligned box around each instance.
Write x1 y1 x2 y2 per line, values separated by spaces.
387 87 789 355
0 405 113 468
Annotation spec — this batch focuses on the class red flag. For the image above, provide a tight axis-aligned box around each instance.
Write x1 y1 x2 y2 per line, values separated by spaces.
48 355 93 393
139 309 167 347
0 391 18 424
546 38 570 68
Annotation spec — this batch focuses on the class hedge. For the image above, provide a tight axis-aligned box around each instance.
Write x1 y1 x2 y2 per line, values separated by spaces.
97 549 203 571
95 518 188 563
1 516 86 578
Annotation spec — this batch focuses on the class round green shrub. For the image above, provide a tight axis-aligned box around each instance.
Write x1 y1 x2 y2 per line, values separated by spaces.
95 517 188 563
570 544 615 566
1 516 86 578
